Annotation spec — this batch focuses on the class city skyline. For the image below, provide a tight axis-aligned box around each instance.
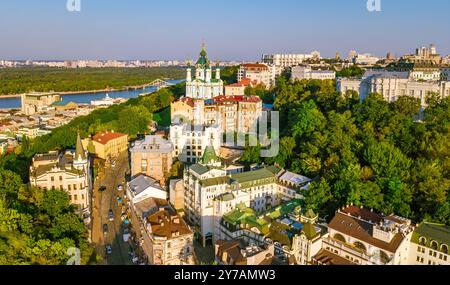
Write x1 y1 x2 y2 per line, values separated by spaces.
1 0 450 61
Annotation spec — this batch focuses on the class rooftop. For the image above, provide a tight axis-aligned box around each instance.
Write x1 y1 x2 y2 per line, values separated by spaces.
313 249 357 265
328 206 412 253
278 170 312 186
411 222 450 254
128 174 164 196
147 209 192 240
226 78 258 88
134 197 168 219
92 131 128 145
130 135 172 153
214 95 261 104
215 239 274 265
231 168 276 185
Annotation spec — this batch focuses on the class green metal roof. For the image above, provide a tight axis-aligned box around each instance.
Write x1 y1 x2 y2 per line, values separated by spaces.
218 193 235 202
411 222 450 254
201 145 219 165
266 165 282 175
196 45 210 68
75 132 86 161
304 209 318 219
190 164 209 175
231 168 276 185
200 176 232 188
301 222 319 240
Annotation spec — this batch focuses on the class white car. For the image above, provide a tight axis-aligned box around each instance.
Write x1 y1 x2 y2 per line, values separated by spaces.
117 184 124 191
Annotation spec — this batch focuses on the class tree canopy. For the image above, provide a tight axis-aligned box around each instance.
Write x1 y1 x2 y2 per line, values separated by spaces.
241 75 450 225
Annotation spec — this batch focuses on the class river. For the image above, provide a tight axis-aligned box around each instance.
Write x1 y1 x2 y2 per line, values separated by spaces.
0 79 184 109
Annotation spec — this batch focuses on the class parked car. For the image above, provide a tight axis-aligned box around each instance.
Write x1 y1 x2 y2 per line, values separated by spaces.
108 209 114 222
105 245 113 255
123 228 131 242
117 184 124 191
103 224 108 236
98 186 107 192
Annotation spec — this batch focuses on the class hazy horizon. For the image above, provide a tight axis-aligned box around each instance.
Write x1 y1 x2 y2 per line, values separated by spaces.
1 0 450 61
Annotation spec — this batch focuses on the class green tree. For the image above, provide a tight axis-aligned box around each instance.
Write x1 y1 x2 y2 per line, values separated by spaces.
41 190 71 218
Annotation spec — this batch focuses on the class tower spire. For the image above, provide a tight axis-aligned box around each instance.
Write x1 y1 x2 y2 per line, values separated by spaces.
75 131 86 161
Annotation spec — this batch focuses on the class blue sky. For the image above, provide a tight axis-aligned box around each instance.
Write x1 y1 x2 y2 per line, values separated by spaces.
0 0 449 60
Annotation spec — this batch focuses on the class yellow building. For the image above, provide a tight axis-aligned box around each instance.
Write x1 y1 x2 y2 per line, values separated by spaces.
83 131 128 160
171 97 194 123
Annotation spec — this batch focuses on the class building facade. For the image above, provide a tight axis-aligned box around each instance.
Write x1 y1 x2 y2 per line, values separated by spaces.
337 71 450 107
82 131 128 160
146 208 195 265
262 52 321 69
29 133 91 221
130 135 173 186
291 65 336 81
314 206 414 265
169 178 184 211
224 78 258 96
21 92 61 116
183 148 311 247
408 222 449 265
237 63 276 88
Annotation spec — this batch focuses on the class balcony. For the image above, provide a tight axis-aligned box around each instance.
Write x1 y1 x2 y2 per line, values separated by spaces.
323 237 384 265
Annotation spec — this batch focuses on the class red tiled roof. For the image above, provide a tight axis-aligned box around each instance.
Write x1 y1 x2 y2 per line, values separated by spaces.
147 210 192 240
180 97 195 107
328 209 406 253
340 206 383 224
227 78 258 88
92 132 128 145
214 95 261 104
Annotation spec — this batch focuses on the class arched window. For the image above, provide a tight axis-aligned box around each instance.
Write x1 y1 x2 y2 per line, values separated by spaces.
333 233 346 244
419 236 427 246
353 241 367 253
440 244 448 254
379 250 390 264
430 241 438 250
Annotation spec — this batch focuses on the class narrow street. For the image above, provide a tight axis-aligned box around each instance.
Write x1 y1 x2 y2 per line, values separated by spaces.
91 152 133 265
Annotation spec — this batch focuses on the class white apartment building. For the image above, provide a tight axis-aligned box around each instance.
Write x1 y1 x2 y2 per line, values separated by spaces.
262 52 321 69
337 71 450 107
237 63 277 88
352 53 380 65
183 149 311 247
410 68 441 81
291 65 336 81
169 123 221 164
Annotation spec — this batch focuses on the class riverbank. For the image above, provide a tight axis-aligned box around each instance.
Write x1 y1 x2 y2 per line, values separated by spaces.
0 79 184 109
0 79 181 98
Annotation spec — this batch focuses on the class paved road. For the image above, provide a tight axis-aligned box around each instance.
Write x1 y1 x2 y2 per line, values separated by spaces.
91 152 133 265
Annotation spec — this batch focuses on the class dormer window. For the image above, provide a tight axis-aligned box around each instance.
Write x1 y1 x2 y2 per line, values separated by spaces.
419 236 427 246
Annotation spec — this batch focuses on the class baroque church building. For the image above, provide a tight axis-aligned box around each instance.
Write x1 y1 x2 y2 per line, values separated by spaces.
170 45 223 163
